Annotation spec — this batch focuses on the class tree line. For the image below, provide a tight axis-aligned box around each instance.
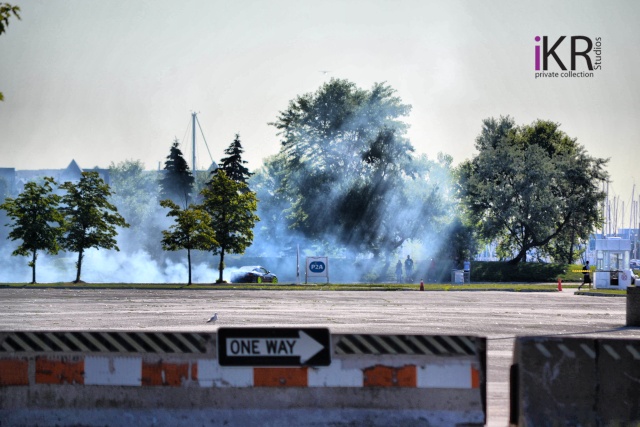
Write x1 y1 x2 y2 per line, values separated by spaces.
251 79 607 273
1 78 609 283
1 137 258 284
0 173 127 283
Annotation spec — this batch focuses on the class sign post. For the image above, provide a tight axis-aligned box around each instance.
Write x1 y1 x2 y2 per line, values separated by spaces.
218 327 331 367
305 256 329 284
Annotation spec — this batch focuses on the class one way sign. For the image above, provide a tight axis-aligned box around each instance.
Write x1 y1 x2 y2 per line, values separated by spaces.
217 327 331 366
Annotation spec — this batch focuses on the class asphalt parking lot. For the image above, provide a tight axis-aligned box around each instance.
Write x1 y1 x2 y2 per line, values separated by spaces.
1 287 639 426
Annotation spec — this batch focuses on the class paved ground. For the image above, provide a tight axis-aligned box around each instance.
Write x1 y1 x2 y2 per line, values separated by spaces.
1 287 639 426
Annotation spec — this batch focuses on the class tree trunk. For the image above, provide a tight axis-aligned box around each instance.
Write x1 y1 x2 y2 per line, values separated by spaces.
75 249 84 283
31 250 37 284
218 249 225 283
187 248 192 285
568 228 576 264
381 253 391 283
509 247 528 264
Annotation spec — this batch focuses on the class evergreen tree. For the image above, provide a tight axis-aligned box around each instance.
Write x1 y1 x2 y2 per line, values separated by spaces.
218 134 253 185
0 177 64 283
60 172 129 283
160 139 195 208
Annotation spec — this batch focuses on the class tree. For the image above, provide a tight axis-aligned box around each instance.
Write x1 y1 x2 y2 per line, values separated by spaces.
0 2 20 101
269 78 431 259
60 172 129 283
457 116 608 264
109 160 163 255
436 216 479 266
218 134 253 185
0 177 64 283
248 153 302 256
160 140 195 208
160 200 217 285
200 171 259 283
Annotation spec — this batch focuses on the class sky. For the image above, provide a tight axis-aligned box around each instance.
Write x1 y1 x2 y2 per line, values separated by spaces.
1 0 639 228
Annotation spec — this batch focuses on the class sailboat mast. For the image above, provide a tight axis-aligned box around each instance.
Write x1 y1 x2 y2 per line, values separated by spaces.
191 112 197 172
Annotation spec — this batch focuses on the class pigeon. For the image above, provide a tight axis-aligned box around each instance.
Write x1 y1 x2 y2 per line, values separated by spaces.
207 313 218 323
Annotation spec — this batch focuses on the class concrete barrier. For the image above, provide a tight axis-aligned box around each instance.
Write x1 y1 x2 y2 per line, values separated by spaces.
0 331 486 426
510 336 640 426
628 286 640 326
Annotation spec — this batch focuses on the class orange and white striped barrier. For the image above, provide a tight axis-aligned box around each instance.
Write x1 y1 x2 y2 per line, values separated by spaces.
0 331 486 426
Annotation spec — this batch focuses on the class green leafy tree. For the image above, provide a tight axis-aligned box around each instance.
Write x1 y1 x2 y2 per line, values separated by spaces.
248 152 302 256
60 172 129 283
435 216 479 266
218 134 253 185
200 171 259 283
160 140 195 208
160 200 217 285
0 3 20 101
0 177 64 283
269 78 435 259
109 160 163 255
457 116 608 264
0 177 10 243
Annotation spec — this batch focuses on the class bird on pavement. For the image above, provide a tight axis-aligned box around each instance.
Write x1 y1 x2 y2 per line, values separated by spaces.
207 313 218 323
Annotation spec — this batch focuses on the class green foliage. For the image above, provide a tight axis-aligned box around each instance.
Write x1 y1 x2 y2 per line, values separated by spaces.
160 140 195 208
249 153 300 256
0 2 21 101
470 261 567 282
218 134 253 185
268 78 447 257
457 116 608 264
0 177 64 283
59 172 129 283
0 2 19 35
109 160 159 228
200 171 259 283
436 217 479 264
160 199 217 284
109 160 163 256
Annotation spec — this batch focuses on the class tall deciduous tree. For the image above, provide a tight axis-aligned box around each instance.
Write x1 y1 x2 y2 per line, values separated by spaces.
160 199 217 285
200 171 259 283
268 78 443 259
60 172 129 283
218 134 253 185
457 116 608 264
0 177 64 283
160 140 195 208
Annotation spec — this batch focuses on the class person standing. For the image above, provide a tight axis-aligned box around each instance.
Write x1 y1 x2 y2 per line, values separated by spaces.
578 260 592 291
404 255 414 282
395 260 403 283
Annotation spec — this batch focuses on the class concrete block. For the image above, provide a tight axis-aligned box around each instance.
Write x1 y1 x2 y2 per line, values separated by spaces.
627 286 640 326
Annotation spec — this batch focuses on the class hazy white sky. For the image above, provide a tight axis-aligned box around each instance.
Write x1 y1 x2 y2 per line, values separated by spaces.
1 0 639 220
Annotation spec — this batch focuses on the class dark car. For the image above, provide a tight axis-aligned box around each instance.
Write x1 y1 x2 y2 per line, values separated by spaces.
230 266 278 284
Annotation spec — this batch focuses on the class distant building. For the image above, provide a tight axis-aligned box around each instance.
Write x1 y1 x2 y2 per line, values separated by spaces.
1 160 110 197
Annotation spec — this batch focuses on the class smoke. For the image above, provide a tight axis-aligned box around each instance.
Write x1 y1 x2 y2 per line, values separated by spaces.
243 81 459 281
0 81 460 284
